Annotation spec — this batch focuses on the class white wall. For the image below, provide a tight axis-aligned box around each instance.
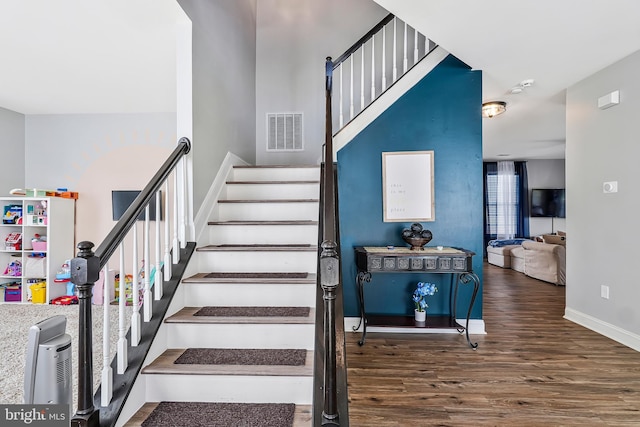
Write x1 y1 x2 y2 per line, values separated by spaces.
527 159 566 236
177 0 257 214
565 49 640 350
25 113 177 247
0 107 25 193
255 0 388 165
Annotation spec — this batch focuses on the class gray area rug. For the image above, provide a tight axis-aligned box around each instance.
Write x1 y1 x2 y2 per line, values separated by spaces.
204 272 308 279
194 306 310 317
175 348 306 366
141 401 295 427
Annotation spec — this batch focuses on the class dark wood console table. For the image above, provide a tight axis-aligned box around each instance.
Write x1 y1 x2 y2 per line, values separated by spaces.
354 246 480 349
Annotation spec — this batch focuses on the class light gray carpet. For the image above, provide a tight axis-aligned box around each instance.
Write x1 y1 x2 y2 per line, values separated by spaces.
0 303 132 411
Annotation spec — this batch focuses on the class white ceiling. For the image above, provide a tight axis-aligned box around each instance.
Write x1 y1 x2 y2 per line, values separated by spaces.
3 1 640 160
375 0 640 160
0 0 187 115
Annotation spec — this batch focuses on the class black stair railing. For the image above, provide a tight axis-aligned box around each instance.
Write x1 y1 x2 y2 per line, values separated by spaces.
70 137 192 427
313 56 348 426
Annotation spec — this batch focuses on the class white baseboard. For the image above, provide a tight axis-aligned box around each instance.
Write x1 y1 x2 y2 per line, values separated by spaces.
564 308 640 352
193 152 249 244
344 317 486 335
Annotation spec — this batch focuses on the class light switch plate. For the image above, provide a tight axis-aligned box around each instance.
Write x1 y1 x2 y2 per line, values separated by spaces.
603 181 618 193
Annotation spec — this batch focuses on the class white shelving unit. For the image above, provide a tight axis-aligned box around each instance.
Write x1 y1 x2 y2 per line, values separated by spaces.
0 197 76 304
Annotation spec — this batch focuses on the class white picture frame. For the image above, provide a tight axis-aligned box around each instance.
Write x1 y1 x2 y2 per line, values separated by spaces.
382 150 435 222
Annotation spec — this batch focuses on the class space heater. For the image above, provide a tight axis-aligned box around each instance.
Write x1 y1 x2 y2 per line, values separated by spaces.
24 315 72 409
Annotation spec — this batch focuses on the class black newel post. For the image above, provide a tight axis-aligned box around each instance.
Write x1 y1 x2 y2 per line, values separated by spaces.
320 240 339 423
71 241 101 427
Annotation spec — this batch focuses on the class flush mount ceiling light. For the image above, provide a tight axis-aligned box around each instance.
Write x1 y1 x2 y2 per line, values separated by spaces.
482 101 507 118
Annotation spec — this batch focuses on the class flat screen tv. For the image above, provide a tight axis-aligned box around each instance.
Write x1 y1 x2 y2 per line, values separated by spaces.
112 190 162 221
530 189 565 218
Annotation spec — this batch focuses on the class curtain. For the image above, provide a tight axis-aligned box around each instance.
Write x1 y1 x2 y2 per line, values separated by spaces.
497 161 516 239
514 161 529 239
483 161 530 247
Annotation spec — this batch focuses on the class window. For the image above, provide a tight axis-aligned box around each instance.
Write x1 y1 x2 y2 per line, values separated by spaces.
485 173 519 237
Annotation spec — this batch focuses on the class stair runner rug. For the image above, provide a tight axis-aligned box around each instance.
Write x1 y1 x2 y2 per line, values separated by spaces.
203 272 308 279
141 402 295 427
174 348 306 366
194 306 310 317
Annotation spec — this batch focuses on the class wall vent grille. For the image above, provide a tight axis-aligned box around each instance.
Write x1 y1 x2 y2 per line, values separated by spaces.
267 113 303 151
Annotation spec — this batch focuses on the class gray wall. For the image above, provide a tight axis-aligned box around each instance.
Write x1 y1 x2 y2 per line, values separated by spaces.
25 113 177 245
0 107 25 193
566 48 640 343
255 0 387 165
527 159 566 236
177 0 257 213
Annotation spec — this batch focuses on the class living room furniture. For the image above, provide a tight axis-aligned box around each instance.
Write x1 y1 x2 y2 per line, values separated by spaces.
486 237 566 285
354 246 479 349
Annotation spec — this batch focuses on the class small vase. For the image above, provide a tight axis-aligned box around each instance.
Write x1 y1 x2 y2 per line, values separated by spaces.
414 309 426 323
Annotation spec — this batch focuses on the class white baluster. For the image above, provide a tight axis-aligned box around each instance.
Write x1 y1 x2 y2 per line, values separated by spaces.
414 27 419 65
370 36 375 102
180 156 187 249
382 26 387 91
117 243 128 374
360 46 365 111
163 179 172 283
339 64 344 128
100 263 112 406
349 55 354 120
403 22 408 73
393 18 398 82
172 171 179 264
143 205 152 322
155 190 162 300
131 224 141 346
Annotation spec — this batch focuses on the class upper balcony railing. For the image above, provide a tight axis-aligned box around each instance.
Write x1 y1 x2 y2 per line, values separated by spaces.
330 14 437 134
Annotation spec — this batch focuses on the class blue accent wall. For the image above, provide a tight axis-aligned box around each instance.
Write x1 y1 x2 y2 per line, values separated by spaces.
337 55 483 319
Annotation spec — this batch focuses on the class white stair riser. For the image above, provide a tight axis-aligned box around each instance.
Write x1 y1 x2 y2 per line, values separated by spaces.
182 283 316 307
217 202 319 221
144 374 313 404
208 224 318 245
197 251 317 273
232 167 320 182
225 183 319 200
166 324 315 349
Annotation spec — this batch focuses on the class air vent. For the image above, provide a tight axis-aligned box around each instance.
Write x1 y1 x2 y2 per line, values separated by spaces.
267 113 303 151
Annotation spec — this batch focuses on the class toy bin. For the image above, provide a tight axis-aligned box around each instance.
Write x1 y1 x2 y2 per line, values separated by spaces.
32 241 47 251
5 286 21 302
30 282 47 304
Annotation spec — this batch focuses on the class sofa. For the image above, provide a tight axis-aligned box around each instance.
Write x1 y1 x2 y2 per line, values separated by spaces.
487 234 566 286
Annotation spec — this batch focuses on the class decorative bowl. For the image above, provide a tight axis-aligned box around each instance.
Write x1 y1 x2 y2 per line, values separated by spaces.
402 234 432 250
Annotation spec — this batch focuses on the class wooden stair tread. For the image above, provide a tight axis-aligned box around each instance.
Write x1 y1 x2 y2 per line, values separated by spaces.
207 220 318 225
226 180 320 184
196 244 317 252
142 349 314 376
218 198 318 203
124 402 312 426
182 272 317 284
166 307 315 324
233 165 319 169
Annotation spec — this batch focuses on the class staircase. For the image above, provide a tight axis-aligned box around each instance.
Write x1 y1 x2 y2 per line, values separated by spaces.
122 165 320 426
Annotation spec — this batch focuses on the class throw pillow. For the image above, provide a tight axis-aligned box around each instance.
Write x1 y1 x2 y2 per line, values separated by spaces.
543 234 566 246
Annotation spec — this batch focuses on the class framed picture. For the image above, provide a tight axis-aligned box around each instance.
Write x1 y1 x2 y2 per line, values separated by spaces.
382 150 434 222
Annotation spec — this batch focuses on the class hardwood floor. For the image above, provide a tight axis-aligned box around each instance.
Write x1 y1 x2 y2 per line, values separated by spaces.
345 263 640 426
